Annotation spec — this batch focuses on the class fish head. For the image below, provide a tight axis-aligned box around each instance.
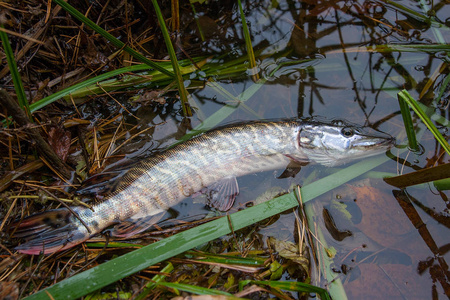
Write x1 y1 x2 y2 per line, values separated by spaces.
297 119 395 167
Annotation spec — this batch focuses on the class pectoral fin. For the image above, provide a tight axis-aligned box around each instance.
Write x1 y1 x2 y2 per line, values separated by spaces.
203 176 239 211
277 160 309 179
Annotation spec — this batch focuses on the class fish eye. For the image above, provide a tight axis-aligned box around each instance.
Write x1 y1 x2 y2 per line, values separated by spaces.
341 127 354 137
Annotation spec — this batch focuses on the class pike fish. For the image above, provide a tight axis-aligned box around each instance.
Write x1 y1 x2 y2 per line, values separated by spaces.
13 118 394 254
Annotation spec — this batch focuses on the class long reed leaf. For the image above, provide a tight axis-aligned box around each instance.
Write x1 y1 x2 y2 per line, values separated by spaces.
0 25 30 118
239 280 331 300
433 178 450 191
238 0 258 81
303 203 348 300
397 94 419 151
435 73 450 103
156 282 233 296
398 90 450 155
190 3 205 41
371 44 450 53
151 0 192 117
52 0 173 77
28 65 152 113
383 0 447 28
25 57 211 115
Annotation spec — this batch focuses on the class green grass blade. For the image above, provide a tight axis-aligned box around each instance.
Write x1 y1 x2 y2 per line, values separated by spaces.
190 3 205 41
28 65 153 113
185 251 266 266
435 73 450 103
134 263 174 300
238 0 258 81
398 89 450 155
417 0 448 44
156 282 233 296
303 203 348 300
85 241 143 249
0 25 30 118
397 93 419 151
25 54 315 118
26 57 208 114
383 0 447 28
434 178 450 191
23 153 390 300
151 0 192 117
239 280 331 300
51 0 173 77
370 44 450 53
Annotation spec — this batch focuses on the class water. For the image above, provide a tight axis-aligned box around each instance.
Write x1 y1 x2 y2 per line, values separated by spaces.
90 0 450 298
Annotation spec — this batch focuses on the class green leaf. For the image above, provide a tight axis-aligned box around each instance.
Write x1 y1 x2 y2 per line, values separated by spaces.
134 263 174 300
28 65 153 113
185 251 266 266
0 25 30 118
238 0 258 81
151 0 192 117
239 280 331 300
397 93 419 151
398 89 450 155
269 261 283 281
433 177 450 191
156 282 233 296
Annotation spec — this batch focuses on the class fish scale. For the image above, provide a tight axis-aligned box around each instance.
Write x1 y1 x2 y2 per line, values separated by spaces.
12 118 394 254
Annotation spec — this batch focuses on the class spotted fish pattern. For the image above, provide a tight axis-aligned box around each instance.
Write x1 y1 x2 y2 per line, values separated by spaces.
12 119 394 254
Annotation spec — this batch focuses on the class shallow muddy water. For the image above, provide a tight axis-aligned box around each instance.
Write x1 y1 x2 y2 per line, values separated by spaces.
124 0 449 299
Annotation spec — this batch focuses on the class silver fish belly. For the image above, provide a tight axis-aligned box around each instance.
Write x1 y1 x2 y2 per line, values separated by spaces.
13 118 394 254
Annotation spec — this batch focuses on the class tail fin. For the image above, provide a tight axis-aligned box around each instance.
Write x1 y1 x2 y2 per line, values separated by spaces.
12 209 90 255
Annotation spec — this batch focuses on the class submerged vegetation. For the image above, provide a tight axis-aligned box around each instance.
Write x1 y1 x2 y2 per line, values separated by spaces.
0 0 449 299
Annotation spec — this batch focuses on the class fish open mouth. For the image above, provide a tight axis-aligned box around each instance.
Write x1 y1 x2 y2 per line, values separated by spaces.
356 134 395 150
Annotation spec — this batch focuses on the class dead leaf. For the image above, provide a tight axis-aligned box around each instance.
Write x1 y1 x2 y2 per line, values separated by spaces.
349 182 414 248
133 90 166 105
267 236 309 270
48 126 71 162
80 33 109 67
